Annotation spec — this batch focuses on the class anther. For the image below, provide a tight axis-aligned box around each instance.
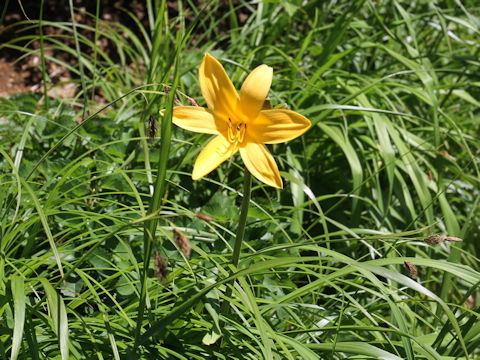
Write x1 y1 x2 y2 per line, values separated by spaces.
238 123 246 143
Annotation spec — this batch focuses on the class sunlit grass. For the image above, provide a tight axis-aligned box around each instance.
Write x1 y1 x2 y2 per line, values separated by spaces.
0 0 479 359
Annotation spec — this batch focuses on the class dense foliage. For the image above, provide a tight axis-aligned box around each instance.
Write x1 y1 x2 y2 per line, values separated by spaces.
0 0 479 359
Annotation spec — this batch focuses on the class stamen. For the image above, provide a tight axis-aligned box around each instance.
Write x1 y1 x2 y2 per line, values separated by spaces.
238 123 245 143
225 117 246 146
227 118 235 143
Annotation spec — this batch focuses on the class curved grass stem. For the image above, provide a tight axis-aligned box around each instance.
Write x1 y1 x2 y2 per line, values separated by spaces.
133 30 181 352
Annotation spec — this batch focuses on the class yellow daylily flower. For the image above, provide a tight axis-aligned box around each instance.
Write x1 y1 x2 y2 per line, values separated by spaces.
171 53 311 188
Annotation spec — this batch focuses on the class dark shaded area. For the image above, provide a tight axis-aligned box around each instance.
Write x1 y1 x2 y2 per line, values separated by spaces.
1 0 152 57
0 0 154 95
0 0 251 97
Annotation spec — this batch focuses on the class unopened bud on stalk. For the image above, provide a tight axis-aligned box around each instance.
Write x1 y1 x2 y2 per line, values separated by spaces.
465 295 476 309
148 115 156 140
184 94 199 107
424 234 444 245
403 261 418 280
444 236 463 242
154 250 168 280
424 234 463 245
196 213 213 222
173 227 191 259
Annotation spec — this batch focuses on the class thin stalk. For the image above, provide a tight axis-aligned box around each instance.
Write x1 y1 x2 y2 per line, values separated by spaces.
68 0 88 120
220 170 252 316
0 0 10 27
141 0 167 195
133 34 182 351
39 0 48 109
90 0 101 104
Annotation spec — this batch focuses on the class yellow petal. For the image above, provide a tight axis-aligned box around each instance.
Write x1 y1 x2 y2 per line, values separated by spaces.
249 109 311 144
199 53 238 115
192 135 238 180
170 106 226 135
239 64 273 120
240 142 282 188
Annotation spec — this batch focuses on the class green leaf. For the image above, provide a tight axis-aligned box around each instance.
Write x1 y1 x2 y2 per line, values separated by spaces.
39 279 69 360
308 341 403 360
10 276 25 360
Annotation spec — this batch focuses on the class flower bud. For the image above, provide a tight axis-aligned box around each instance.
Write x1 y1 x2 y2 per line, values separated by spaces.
197 213 213 222
444 236 462 242
154 250 168 280
424 234 463 245
404 261 418 280
173 227 191 259
424 234 444 245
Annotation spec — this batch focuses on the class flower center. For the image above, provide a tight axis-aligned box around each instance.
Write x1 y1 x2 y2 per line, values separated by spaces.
215 117 247 157
227 117 246 145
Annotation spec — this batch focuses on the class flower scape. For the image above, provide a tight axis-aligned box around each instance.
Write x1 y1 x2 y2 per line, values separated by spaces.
169 53 311 188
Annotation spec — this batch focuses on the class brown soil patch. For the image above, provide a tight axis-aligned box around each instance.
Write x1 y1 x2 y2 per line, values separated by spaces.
0 1 250 99
0 58 29 97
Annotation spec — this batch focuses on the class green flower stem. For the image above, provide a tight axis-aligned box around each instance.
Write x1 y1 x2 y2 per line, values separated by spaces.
220 170 252 316
133 33 181 350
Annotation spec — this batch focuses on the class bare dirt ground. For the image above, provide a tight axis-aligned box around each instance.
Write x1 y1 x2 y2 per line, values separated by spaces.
0 0 248 99
0 0 153 98
0 59 29 97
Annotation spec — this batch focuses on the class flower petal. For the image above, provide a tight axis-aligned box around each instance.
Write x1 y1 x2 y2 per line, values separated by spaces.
239 64 273 120
170 106 226 135
249 109 311 144
240 142 282 188
199 53 238 115
192 135 238 180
